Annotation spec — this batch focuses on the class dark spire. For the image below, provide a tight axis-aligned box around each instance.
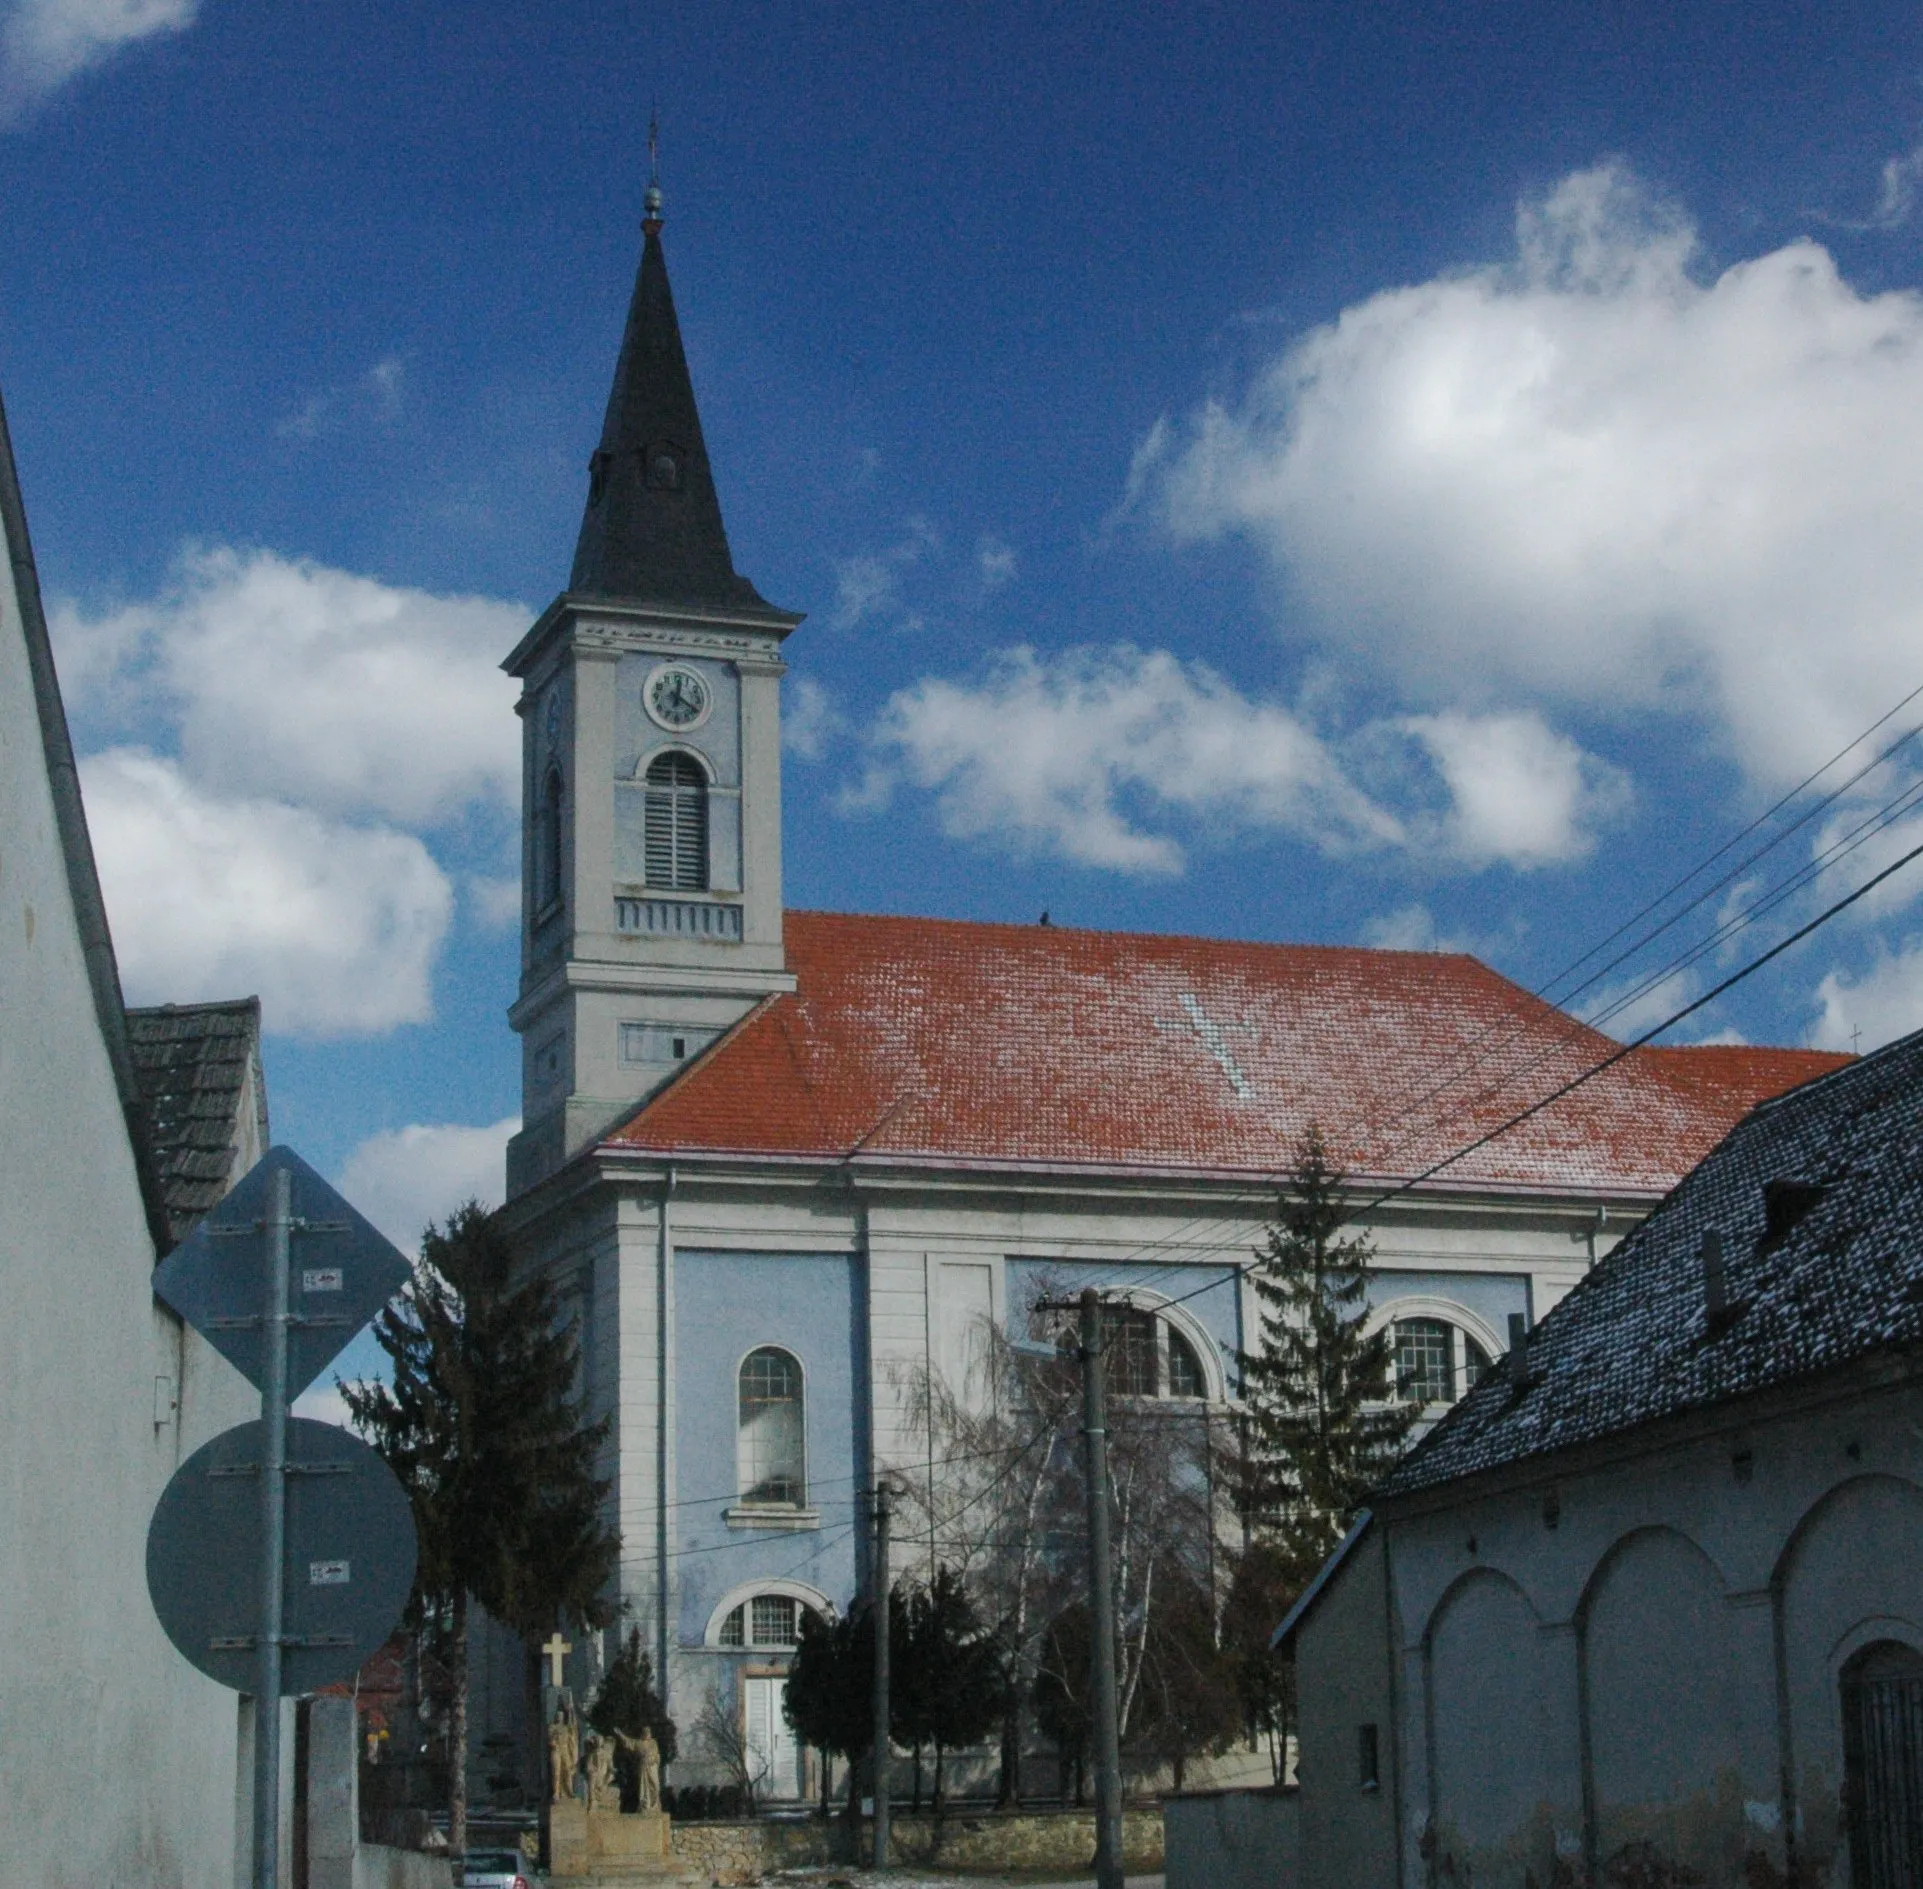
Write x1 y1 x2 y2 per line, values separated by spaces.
569 176 776 613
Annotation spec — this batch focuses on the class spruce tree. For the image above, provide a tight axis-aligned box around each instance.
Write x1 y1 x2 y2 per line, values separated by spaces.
342 1202 621 1857
1233 1128 1416 1583
783 1601 875 1823
894 1567 1003 1812
590 1626 678 1806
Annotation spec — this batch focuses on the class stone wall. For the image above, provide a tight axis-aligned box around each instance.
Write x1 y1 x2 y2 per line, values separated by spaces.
668 1807 1165 1882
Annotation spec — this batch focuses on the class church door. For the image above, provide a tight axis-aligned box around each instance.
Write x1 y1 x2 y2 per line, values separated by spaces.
743 1676 804 1802
1844 1641 1923 1889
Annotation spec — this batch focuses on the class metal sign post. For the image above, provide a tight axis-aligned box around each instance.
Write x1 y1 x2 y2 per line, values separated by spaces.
145 1146 416 1889
254 1162 290 1889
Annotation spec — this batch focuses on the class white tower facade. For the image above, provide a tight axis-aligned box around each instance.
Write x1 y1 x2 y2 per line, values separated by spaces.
504 202 800 1193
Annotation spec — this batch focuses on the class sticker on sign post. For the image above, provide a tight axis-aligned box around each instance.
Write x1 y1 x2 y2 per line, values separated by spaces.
309 1560 351 1586
302 1268 344 1293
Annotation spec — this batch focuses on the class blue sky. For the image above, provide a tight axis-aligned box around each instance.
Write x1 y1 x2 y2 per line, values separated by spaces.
12 0 1923 1259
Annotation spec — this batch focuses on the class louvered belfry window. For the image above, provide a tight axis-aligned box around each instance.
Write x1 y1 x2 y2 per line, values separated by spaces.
643 751 708 890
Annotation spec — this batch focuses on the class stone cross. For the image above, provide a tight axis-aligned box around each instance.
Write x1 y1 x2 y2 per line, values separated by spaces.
542 1632 573 1689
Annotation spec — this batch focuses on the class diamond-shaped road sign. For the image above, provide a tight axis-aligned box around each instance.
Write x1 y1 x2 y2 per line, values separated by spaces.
147 1417 418 1694
153 1145 410 1400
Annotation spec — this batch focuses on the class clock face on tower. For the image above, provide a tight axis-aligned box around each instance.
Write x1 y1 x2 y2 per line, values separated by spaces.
644 663 712 732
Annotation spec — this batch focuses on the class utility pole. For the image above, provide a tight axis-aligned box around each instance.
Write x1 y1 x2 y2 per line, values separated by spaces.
871 1479 892 1869
1079 1288 1125 1889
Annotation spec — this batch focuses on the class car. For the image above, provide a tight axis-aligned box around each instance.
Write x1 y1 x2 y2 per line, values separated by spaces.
461 1849 537 1889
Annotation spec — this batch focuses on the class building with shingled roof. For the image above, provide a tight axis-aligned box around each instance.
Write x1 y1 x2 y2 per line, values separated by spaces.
1 379 261 1881
491 194 1844 1800
1273 1026 1923 1889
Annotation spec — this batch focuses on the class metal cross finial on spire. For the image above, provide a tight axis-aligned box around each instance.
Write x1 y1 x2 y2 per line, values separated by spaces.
643 106 664 234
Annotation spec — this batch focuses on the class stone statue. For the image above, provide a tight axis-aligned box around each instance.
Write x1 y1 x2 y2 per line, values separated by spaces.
611 1726 662 1812
636 1725 662 1813
584 1732 617 1813
547 1702 579 1805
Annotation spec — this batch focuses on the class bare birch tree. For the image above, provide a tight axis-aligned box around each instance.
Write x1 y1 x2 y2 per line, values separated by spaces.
894 1278 1233 1796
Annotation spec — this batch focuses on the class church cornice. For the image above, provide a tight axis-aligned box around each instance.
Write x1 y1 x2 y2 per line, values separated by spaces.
502 591 801 679
579 1141 1668 1217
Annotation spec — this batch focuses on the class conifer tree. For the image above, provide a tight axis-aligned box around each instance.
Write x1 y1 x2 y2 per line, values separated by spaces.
894 1567 1003 1812
1233 1128 1416 1582
590 1626 678 1805
342 1202 620 1858
783 1601 875 1823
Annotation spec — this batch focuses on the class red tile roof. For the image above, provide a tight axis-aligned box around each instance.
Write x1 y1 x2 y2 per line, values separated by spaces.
603 912 1848 1196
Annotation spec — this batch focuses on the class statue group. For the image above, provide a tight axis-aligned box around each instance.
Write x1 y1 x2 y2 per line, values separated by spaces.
548 1698 662 1815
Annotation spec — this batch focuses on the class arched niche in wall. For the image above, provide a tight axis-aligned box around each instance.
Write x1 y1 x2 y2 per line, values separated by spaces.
1578 1525 1737 1881
1773 1473 1923 1879
1424 1566 1549 1889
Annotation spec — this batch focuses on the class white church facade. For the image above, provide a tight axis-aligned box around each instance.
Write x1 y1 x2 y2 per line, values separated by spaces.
493 194 1842 1795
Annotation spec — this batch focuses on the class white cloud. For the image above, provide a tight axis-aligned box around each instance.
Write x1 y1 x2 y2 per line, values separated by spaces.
1582 965 1700 1042
1 0 194 118
977 536 1018 592
863 645 1622 878
278 355 408 442
53 547 524 826
1812 945 1923 1053
80 748 452 1037
1400 710 1628 867
830 555 901 632
784 674 845 762
863 645 1404 875
1868 142 1923 231
290 1381 356 1430
1138 161 1923 792
466 873 521 929
337 1117 520 1255
1362 903 1466 953
828 517 941 632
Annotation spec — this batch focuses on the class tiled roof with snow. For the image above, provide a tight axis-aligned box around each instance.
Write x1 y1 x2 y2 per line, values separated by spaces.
1380 1027 1923 1497
126 998 266 1244
603 912 1843 1194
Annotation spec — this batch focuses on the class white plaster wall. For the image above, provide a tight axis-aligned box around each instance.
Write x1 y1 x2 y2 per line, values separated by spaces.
1 542 251 1885
1359 1371 1923 1889
1293 1526 1398 1889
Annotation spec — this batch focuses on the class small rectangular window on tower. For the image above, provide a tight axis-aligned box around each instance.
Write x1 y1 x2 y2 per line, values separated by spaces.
1358 1723 1380 1790
621 1023 720 1068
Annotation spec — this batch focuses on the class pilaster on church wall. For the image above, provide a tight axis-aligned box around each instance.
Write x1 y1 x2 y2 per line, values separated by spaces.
567 640 622 977
610 1182 668 1636
736 657 786 951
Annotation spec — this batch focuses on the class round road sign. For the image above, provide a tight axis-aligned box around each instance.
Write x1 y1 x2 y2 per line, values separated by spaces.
146 1417 417 1694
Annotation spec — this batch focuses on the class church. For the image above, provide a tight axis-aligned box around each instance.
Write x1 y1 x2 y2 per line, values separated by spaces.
491 185 1842 1798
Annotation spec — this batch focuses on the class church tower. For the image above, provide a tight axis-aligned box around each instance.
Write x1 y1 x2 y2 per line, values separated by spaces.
504 184 799 1194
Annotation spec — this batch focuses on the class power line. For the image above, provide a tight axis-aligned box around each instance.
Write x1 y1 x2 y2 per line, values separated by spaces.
1324 683 1923 1161
1135 824 1923 1323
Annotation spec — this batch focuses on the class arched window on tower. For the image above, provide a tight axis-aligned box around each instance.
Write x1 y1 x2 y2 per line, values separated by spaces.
536 767 565 913
738 1346 805 1506
644 752 708 891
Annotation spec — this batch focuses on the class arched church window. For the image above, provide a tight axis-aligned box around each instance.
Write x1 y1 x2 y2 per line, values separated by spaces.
1392 1318 1493 1406
716 1593 819 1650
1098 1304 1212 1399
1166 1326 1207 1400
644 752 708 891
537 767 565 912
738 1346 805 1505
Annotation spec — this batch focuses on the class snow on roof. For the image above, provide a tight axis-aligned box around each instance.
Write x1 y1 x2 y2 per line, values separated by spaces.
603 912 1843 1194
1380 1026 1923 1497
